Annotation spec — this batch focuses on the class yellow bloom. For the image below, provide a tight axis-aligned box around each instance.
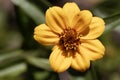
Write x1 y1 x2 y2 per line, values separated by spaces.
34 2 105 73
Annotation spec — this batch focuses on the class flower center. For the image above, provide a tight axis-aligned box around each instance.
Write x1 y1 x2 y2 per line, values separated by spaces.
59 28 80 51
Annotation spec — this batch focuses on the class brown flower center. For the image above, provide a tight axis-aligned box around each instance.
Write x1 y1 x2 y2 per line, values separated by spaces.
59 28 80 51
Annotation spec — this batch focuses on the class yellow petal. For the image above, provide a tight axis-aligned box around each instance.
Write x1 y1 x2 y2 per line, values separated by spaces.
49 46 72 73
34 24 59 45
81 17 105 39
71 52 90 72
73 10 92 32
46 7 66 33
80 39 105 61
63 2 80 27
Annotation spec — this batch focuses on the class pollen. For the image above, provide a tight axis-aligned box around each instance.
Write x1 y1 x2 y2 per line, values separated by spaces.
59 28 80 51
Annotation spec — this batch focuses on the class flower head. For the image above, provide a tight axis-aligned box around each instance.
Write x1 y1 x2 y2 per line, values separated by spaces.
34 2 105 73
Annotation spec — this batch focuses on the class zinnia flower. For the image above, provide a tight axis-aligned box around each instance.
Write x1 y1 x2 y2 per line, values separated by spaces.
34 2 105 73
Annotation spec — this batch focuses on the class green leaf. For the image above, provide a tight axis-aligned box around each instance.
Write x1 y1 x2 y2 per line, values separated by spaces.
39 0 52 7
0 50 23 67
110 73 120 80
104 13 120 32
0 50 23 60
34 71 50 80
0 8 8 48
0 63 27 77
26 57 52 71
92 0 120 18
114 25 120 33
11 0 45 24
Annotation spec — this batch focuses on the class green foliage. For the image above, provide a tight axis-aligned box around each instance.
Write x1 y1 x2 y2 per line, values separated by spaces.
12 0 45 24
26 57 52 71
0 0 120 80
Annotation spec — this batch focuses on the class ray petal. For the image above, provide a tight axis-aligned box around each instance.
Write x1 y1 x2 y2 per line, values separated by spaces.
73 10 92 32
49 46 72 73
81 17 105 39
71 52 90 72
46 7 67 33
63 2 80 27
79 39 105 60
34 24 59 45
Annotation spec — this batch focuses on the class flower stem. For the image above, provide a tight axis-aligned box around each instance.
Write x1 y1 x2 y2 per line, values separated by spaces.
91 62 98 80
58 71 71 80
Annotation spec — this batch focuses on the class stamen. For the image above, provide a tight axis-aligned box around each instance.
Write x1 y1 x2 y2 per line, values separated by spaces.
59 28 80 51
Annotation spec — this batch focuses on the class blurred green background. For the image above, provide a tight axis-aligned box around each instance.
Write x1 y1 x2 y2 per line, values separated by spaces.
0 0 120 80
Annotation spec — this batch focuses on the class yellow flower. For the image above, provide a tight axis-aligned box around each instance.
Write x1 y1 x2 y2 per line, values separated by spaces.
34 2 105 73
